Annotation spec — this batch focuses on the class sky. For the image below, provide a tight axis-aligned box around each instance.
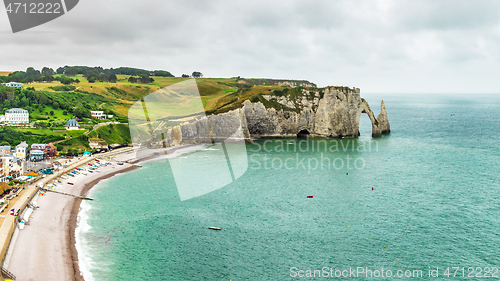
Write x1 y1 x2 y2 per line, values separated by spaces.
1 0 500 93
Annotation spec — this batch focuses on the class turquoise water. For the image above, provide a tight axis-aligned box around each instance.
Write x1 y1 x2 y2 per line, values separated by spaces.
78 94 500 280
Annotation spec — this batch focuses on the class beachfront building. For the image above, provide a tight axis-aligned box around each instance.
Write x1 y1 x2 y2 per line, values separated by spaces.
30 150 45 161
30 144 47 161
91 111 106 120
31 144 47 151
4 108 29 125
15 142 28 159
1 82 23 88
0 146 11 157
46 143 57 158
65 119 80 130
2 155 23 178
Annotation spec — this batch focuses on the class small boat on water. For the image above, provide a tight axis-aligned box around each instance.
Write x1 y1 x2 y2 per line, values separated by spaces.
208 227 221 231
307 196 313 198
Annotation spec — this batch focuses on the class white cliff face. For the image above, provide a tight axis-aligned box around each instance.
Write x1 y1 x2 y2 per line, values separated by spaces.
174 107 251 145
242 87 390 138
159 86 389 146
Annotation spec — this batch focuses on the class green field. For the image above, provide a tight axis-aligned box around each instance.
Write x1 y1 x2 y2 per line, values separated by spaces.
87 123 131 145
2 75 319 149
17 128 85 138
27 76 310 117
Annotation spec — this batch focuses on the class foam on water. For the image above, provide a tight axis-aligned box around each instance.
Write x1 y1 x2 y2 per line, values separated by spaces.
75 175 123 281
75 200 94 281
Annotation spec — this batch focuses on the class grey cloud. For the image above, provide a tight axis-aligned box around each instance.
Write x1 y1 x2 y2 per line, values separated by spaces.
392 0 500 31
0 0 500 93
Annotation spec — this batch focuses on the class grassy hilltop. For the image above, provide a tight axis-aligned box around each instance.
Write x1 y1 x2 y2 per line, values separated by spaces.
25 75 317 117
1 69 319 150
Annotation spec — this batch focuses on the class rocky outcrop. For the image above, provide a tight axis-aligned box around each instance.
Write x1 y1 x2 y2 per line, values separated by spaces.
148 86 389 147
241 86 390 138
377 100 390 134
164 108 251 146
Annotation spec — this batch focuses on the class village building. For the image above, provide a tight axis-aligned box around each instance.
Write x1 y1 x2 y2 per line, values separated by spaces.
64 119 80 130
0 146 11 157
91 111 105 120
3 108 29 125
15 142 28 159
1 82 23 88
30 144 47 161
46 143 57 158
89 138 108 150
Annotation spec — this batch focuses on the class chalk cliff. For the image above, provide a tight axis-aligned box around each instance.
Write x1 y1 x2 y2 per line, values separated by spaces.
377 100 391 134
240 86 389 138
161 86 389 146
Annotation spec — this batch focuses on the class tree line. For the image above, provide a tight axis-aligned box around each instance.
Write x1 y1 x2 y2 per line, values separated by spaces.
182 72 204 78
57 66 173 78
127 75 154 84
0 66 175 85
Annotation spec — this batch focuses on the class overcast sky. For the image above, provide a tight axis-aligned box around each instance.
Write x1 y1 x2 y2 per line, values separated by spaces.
1 0 500 93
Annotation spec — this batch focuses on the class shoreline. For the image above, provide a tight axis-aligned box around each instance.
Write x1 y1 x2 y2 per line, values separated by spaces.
4 145 196 281
68 164 140 281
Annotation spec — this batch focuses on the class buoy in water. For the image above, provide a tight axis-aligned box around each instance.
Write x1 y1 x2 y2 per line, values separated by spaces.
372 187 374 190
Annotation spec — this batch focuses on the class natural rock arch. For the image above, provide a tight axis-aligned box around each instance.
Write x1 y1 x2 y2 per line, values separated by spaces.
359 99 390 137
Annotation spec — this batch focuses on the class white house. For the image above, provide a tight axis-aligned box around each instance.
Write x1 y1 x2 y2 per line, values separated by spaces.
4 108 29 125
65 119 80 130
1 82 23 88
15 141 28 159
91 111 105 120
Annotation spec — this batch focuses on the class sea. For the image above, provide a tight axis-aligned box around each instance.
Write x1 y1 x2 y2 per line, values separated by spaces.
76 94 500 280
